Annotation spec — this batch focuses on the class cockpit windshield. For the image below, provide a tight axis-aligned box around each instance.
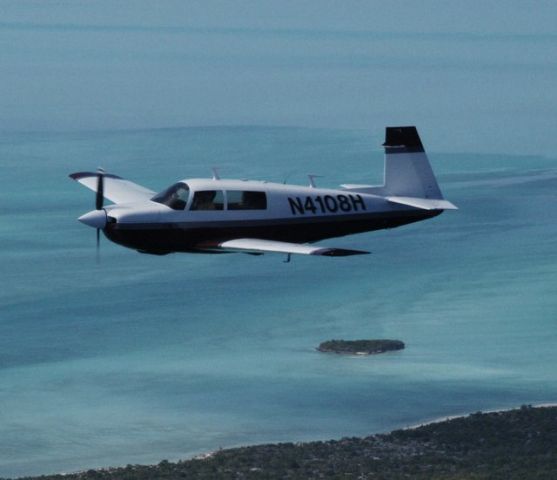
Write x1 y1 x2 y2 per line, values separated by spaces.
151 182 190 210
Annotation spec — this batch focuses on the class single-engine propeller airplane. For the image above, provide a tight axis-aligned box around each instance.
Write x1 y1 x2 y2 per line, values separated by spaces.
70 126 456 259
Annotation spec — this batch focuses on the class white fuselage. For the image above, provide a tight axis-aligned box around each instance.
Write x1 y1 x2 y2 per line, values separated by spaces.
100 178 438 254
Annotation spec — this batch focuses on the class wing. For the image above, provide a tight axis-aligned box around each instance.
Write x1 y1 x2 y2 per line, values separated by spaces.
201 238 370 257
69 171 155 204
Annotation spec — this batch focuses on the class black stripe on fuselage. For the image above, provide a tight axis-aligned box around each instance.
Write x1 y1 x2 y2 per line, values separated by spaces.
102 210 442 254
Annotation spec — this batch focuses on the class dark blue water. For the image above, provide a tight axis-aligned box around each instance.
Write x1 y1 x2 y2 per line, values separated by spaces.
1 126 557 476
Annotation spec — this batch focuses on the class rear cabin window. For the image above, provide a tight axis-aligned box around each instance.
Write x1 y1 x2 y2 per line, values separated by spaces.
227 191 267 210
190 190 224 210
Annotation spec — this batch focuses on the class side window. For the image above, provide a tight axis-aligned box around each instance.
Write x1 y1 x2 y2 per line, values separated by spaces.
190 190 224 211
227 191 267 210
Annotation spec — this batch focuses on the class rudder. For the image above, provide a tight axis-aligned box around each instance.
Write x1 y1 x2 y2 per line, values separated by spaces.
382 126 443 199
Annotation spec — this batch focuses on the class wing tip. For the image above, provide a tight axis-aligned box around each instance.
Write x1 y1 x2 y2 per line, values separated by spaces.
314 248 371 257
69 171 122 181
69 171 92 180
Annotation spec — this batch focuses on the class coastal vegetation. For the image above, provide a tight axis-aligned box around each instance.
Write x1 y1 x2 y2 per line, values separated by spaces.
317 339 405 355
10 405 557 480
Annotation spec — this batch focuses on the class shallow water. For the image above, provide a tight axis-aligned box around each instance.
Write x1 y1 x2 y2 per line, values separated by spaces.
1 126 557 476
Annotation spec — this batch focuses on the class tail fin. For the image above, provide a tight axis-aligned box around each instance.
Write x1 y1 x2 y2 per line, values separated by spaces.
382 126 443 199
341 126 456 210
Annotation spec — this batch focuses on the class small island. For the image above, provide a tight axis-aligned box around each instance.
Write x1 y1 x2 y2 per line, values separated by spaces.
317 339 405 355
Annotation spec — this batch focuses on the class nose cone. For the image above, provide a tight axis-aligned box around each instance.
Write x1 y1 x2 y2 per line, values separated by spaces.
78 209 107 229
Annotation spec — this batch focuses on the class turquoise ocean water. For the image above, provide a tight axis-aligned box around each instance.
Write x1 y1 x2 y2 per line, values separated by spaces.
1 126 557 476
2 1 557 476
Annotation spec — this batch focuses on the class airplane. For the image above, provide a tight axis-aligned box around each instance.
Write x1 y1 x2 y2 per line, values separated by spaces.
70 126 456 259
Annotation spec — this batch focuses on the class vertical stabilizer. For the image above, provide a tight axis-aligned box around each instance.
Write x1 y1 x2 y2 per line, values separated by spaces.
382 126 443 199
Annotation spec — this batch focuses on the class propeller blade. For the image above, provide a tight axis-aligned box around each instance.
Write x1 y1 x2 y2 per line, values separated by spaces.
95 169 104 210
96 228 101 264
95 168 105 262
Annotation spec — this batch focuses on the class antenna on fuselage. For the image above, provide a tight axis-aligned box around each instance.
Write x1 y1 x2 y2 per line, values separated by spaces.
282 171 295 184
211 167 221 180
308 174 322 188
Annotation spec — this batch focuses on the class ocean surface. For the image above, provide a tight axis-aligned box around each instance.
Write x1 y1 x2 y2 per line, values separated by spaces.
2 1 557 476
1 126 557 477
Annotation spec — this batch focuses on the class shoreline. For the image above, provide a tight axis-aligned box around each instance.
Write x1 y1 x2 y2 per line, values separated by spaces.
15 402 557 479
13 403 557 479
403 401 557 430
185 402 557 472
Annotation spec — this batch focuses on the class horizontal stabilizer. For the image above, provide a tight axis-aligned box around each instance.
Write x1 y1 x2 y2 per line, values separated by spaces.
204 238 370 257
387 196 457 210
69 171 155 204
